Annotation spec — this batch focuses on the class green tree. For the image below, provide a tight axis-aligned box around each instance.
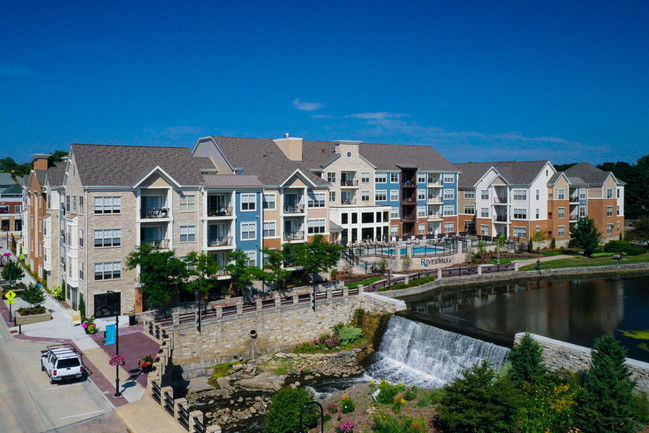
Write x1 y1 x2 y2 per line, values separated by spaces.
437 361 520 433
125 243 189 309
599 157 649 219
21 283 46 307
509 333 546 386
576 334 635 433
183 251 219 303
265 386 317 433
0 157 18 172
78 293 85 317
570 217 601 257
225 249 262 297
290 235 344 309
260 247 291 292
48 150 68 163
2 259 25 282
627 217 649 247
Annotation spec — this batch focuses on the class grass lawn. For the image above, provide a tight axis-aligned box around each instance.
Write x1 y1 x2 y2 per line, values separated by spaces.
519 253 649 271
346 276 384 289
488 257 514 265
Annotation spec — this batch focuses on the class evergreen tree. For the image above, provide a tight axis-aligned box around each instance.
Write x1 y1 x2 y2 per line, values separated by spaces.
2 260 24 282
21 283 46 307
570 217 601 257
576 334 635 432
509 333 546 385
265 387 317 433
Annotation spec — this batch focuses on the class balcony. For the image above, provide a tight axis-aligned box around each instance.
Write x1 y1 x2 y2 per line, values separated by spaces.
207 206 232 217
284 231 304 241
207 236 233 247
141 208 169 219
569 212 579 221
493 214 508 222
340 179 358 187
427 176 442 186
493 196 508 204
144 239 170 249
341 197 356 205
427 213 442 220
283 204 305 214
402 180 417 187
427 196 442 203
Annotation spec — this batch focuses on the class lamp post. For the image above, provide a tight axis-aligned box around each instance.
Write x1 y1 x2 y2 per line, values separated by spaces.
107 291 121 397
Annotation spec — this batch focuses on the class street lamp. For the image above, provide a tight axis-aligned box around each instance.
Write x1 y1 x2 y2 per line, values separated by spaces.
106 290 121 397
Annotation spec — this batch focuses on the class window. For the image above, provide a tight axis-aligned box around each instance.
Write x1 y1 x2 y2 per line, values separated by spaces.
79 197 84 214
481 208 489 218
244 251 256 267
241 222 257 240
240 193 256 211
180 225 196 242
390 173 399 183
557 189 565 200
308 192 326 208
606 188 613 199
341 213 348 224
607 224 613 234
418 224 426 234
417 189 426 200
180 195 196 212
443 174 455 183
327 172 336 184
607 206 613 217
307 219 326 234
390 226 399 237
464 204 475 215
94 229 121 247
362 172 370 183
66 196 70 213
617 221 620 232
263 221 276 237
536 190 540 200
391 207 399 219
513 227 527 238
329 191 336 202
558 226 565 237
375 173 387 183
16 205 22 213
375 190 387 201
579 189 586 199
361 191 370 202
443 189 455 200
481 190 489 200
579 206 586 217
390 190 399 201
464 191 475 199
418 206 426 217
79 262 84 280
444 222 454 232
417 174 426 184
94 196 121 214
352 213 357 224
513 190 527 201
79 228 84 247
481 225 489 236
94 262 121 280
558 207 565 218
513 208 527 219
536 209 540 219
443 205 455 216
617 206 620 216
536 225 540 232
617 189 620 198
263 193 276 210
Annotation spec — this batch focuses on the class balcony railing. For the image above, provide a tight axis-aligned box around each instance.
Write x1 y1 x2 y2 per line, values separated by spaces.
402 180 416 187
493 196 508 204
207 207 232 217
284 204 305 213
341 198 356 205
141 208 169 219
427 213 442 219
427 197 442 203
284 231 304 241
340 179 358 187
428 179 442 186
493 215 508 222
208 236 232 247
145 239 170 249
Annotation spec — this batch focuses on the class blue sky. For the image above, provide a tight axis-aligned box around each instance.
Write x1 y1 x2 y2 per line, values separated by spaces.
1 1 648 165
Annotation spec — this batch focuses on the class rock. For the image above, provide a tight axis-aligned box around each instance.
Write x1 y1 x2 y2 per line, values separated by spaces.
216 377 234 390
187 376 213 394
232 363 244 371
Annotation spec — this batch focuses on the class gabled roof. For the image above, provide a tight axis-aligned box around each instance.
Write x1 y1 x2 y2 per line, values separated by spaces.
1 184 22 194
358 142 458 172
202 174 264 189
45 162 66 188
564 162 620 186
70 144 205 187
567 176 587 187
208 137 329 187
456 161 551 189
0 173 21 186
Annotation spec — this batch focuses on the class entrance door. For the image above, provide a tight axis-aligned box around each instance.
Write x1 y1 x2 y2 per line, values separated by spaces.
94 292 121 318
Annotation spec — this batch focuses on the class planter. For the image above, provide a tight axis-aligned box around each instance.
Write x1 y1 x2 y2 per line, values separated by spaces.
15 311 52 326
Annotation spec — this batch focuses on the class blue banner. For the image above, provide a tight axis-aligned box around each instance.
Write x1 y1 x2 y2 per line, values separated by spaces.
105 324 116 345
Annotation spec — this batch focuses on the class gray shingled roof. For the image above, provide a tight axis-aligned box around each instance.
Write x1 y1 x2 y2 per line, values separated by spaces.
564 162 611 186
202 174 264 189
0 173 21 186
1 184 22 194
71 144 205 187
567 176 587 187
209 137 329 187
46 162 66 188
358 142 458 172
194 157 217 170
455 160 550 189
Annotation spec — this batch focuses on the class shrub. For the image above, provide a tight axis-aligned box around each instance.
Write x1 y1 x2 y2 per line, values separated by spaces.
376 380 406 404
17 306 46 315
627 247 647 256
339 395 355 414
293 341 318 354
392 392 405 414
265 387 317 433
336 421 354 433
591 252 615 258
604 240 631 254
21 283 46 307
337 326 362 344
403 386 417 401
550 237 556 249
509 333 546 385
326 401 339 415
79 294 85 317
51 285 64 300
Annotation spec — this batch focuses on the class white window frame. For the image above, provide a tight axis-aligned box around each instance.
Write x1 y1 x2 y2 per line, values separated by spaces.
579 206 586 217
513 227 527 238
390 190 399 202
464 204 475 215
480 208 489 218
94 229 121 247
308 192 326 208
443 174 455 183
443 205 455 216
244 250 257 267
375 173 387 183
607 224 613 234
263 221 276 237
558 226 565 237
417 189 426 201
558 207 565 218
417 206 426 217
375 190 387 201
444 222 454 232
417 174 426 184
513 190 527 201
240 222 257 240
240 193 257 211
180 194 196 212
418 223 426 234
481 190 489 200
464 191 475 199
513 208 527 219
606 188 613 199
390 226 399 237
307 218 326 234
390 207 399 219
94 196 121 214
327 172 336 184
481 224 489 236
263 193 276 210
607 206 613 217
94 261 121 280
443 189 455 200
361 191 370 202
180 225 196 242
361 172 370 183
390 173 399 183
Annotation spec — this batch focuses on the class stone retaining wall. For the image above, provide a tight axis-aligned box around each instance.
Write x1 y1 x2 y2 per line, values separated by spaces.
14 311 52 325
515 333 649 394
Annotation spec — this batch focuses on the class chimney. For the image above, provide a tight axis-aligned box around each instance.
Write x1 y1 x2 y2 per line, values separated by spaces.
273 135 303 161
32 153 52 171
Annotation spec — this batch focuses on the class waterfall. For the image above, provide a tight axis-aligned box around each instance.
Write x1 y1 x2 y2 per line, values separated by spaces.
366 315 510 388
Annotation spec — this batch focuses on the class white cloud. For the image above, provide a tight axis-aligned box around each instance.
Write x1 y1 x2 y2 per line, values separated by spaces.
311 114 335 119
293 98 323 111
347 112 410 120
0 63 47 81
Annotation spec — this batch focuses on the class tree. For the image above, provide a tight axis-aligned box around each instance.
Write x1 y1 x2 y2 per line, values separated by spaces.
509 333 546 385
570 217 601 257
48 150 68 163
290 235 344 309
576 334 635 433
0 157 18 172
21 283 46 307
627 217 649 247
125 243 189 309
265 386 317 433
183 251 220 304
437 361 520 433
2 260 25 283
260 247 291 292
224 249 262 298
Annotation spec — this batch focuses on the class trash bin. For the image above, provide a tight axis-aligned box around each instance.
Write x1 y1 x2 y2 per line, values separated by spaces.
128 314 136 326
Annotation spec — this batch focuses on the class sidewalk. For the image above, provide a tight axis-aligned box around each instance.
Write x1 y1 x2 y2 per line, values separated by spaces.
514 254 572 267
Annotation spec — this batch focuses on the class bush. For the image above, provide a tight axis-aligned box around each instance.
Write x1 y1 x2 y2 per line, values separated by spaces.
591 252 616 258
265 387 317 433
403 386 417 401
509 334 547 385
79 294 85 317
51 285 64 301
21 283 46 307
336 326 362 344
376 380 406 404
604 240 631 254
17 306 46 315
339 395 355 414
627 247 647 256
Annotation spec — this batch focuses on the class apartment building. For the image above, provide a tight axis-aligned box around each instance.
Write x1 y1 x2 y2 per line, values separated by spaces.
564 162 625 240
0 172 23 233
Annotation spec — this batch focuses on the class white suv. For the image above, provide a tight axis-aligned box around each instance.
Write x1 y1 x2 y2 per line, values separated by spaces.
41 345 83 384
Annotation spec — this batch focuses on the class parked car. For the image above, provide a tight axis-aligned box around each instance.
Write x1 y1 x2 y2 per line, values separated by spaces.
40 344 83 384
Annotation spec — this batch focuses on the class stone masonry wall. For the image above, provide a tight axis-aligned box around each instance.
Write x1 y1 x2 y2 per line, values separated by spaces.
515 333 649 394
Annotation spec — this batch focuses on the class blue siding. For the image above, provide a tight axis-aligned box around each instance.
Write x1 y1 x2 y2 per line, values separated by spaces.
234 190 263 263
